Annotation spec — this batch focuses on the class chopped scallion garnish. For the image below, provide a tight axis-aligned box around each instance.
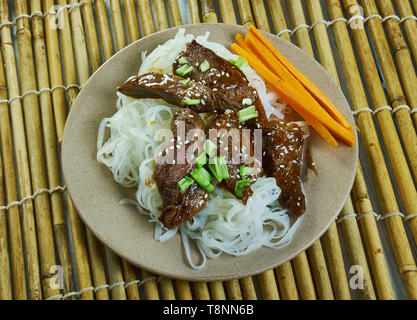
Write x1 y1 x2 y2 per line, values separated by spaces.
181 78 191 85
178 176 194 192
203 139 217 157
183 99 201 105
239 166 254 177
176 64 193 76
242 98 253 106
234 56 246 68
195 152 207 168
200 60 210 72
234 178 252 198
238 105 258 122
208 156 229 182
191 167 214 192
178 57 188 64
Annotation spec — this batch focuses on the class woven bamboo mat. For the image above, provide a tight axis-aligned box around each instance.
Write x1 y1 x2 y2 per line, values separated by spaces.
0 0 417 300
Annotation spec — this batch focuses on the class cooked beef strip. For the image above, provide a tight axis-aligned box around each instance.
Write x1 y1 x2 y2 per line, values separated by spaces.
117 72 239 113
154 108 208 229
263 120 306 216
207 109 259 204
173 40 268 128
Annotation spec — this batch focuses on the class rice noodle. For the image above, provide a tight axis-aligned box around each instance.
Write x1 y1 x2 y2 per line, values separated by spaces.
97 29 305 270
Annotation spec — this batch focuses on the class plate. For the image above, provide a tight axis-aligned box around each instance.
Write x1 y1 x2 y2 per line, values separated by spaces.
62 24 358 281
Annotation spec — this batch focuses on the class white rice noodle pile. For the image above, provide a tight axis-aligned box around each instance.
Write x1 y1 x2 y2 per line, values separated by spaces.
97 29 305 270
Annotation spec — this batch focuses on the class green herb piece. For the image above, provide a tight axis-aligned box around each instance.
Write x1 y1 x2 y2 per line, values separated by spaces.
178 57 188 64
238 105 258 123
239 166 254 177
203 139 217 157
183 99 201 105
208 156 229 182
178 176 194 192
200 60 210 72
195 152 207 168
181 78 191 85
234 178 252 198
176 64 193 76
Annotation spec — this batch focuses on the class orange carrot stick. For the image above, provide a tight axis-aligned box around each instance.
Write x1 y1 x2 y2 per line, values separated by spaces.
248 25 352 130
235 33 251 52
232 43 355 147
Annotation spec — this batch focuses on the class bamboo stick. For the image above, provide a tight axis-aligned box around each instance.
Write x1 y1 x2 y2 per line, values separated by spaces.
327 0 417 299
219 0 237 24
413 0 417 13
121 261 139 300
81 0 101 71
267 0 290 41
260 0 318 300
250 0 270 31
287 0 349 300
344 0 417 249
306 0 391 300
159 278 176 299
193 282 211 300
257 270 280 300
95 0 114 61
0 152 12 299
27 0 76 297
56 0 110 300
201 0 217 23
361 0 417 183
225 280 243 300
154 0 169 30
368 0 417 126
236 0 254 28
395 0 417 62
274 262 299 300
176 280 193 300
239 277 257 300
5 0 59 299
209 282 227 300
42 0 95 299
338 198 376 299
291 256 317 299
138 0 155 36
106 249 127 300
110 0 127 51
167 0 183 27
141 270 160 300
123 0 140 42
188 0 200 24
0 52 28 300
352 164 395 299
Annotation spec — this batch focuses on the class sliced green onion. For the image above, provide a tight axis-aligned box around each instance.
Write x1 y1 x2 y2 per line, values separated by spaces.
200 60 210 72
176 64 193 76
181 78 191 85
178 176 194 192
234 178 252 198
228 59 235 64
234 56 246 68
238 105 258 123
239 166 254 177
178 56 188 64
203 139 217 157
242 98 253 106
208 156 229 182
183 99 201 105
191 167 213 192
195 152 207 168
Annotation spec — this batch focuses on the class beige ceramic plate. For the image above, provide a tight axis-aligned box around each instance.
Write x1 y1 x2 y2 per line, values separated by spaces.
62 24 358 281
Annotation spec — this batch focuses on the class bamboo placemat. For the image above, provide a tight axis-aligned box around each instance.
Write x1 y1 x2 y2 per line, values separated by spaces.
0 0 416 300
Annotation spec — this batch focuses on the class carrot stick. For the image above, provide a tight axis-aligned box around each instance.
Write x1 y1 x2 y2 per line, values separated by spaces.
231 43 355 147
235 33 251 52
248 25 352 130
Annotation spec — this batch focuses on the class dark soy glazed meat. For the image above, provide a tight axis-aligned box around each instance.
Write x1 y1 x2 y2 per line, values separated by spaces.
173 40 268 128
263 121 306 216
154 108 208 229
207 109 258 204
117 72 239 113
